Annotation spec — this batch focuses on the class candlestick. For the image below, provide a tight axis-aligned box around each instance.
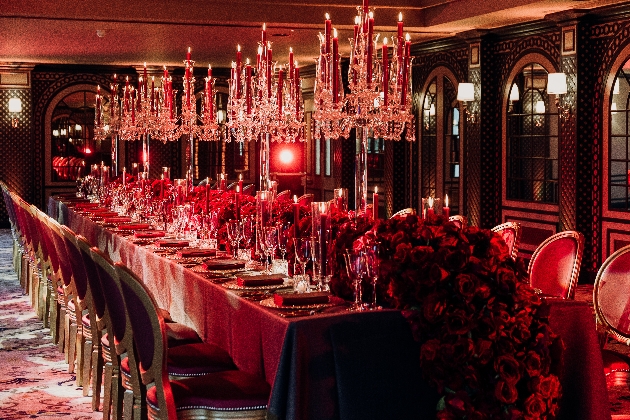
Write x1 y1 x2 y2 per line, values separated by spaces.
293 195 300 237
160 174 164 200
238 174 243 193
373 187 379 220
278 67 284 116
235 187 241 220
325 13 332 55
427 197 435 218
289 47 294 81
122 167 126 187
236 45 242 99
367 13 374 87
205 179 210 213
332 29 339 103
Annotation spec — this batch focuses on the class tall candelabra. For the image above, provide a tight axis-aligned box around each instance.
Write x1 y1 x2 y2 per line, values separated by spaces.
313 1 415 212
227 25 305 190
94 51 223 185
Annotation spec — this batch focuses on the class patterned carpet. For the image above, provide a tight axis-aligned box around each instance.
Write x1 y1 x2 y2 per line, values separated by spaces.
0 229 100 420
1 227 630 419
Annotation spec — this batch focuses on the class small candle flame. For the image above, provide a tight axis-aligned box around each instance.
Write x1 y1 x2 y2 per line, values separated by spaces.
239 174 242 181
237 44 241 52
325 13 330 20
375 186 378 194
333 28 337 38
383 37 388 46
428 197 434 208
444 194 449 207
406 33 410 41
355 15 360 25
263 22 266 31
290 47 293 53
294 195 298 203
236 185 240 193
399 12 403 22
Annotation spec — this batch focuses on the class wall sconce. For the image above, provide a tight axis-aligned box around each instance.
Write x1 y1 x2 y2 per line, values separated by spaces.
508 84 520 112
547 72 571 120
457 82 477 124
8 97 22 128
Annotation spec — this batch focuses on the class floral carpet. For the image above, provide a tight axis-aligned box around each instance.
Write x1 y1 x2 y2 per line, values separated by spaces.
0 229 100 420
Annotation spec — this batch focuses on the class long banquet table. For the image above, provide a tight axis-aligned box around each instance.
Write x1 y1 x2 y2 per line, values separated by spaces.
49 197 611 420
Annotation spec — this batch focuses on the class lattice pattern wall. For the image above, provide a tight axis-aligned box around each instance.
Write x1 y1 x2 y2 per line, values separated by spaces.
0 88 32 227
465 69 481 227
559 55 578 233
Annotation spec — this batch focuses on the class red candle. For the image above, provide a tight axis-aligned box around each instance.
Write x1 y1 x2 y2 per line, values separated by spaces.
427 197 435 218
397 13 404 61
246 63 252 114
150 77 155 113
401 34 410 107
332 30 339 103
367 15 374 87
257 46 262 74
324 14 332 55
238 174 243 193
267 46 273 98
443 194 450 219
320 211 329 276
131 89 136 123
373 187 379 220
293 195 300 237
205 179 210 213
278 67 284 116
160 175 164 200
289 47 294 82
143 62 148 98
354 16 359 45
294 66 300 117
236 45 242 99
363 0 369 15
235 189 241 220
220 174 227 190
336 190 344 211
96 86 101 126
382 38 389 106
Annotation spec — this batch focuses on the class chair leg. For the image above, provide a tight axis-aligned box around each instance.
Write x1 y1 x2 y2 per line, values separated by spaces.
37 275 47 321
50 300 60 344
57 306 66 353
68 321 77 374
20 256 29 294
123 389 134 420
82 334 93 395
42 281 51 329
91 344 103 411
102 362 113 420
75 326 85 387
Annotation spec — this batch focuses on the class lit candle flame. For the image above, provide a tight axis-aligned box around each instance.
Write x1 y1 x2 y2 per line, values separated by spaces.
294 194 298 203
428 197 434 208
406 33 410 41
263 22 266 30
444 194 449 207
355 15 360 25
326 13 330 20
338 189 343 197
375 186 378 194
369 11 374 18
290 47 293 53
399 12 403 22
333 28 337 38
237 44 241 52
383 37 388 46
239 174 242 181
258 45 263 54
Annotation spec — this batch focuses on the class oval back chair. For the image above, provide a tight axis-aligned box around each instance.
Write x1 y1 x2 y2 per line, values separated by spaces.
491 222 522 261
390 208 416 219
448 215 467 230
528 230 584 299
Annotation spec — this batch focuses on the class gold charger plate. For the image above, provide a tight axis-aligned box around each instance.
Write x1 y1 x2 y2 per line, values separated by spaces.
223 278 291 291
259 296 331 310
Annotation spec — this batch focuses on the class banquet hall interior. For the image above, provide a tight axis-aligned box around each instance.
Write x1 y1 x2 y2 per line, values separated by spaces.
4 0 630 419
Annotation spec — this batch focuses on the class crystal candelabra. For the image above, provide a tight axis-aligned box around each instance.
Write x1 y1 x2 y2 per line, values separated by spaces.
227 25 305 190
313 1 415 212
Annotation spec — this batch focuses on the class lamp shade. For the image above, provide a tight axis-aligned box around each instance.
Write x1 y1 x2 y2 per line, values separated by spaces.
547 73 567 95
457 83 475 102
8 97 22 113
509 84 520 102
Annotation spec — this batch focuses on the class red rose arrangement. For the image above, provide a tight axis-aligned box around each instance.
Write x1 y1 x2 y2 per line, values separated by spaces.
331 213 563 419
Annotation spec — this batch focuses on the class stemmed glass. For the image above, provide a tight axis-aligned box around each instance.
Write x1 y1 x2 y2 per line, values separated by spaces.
310 235 322 289
364 243 381 310
293 237 311 277
226 220 241 259
263 226 279 273
344 249 367 311
277 222 291 261
240 216 255 258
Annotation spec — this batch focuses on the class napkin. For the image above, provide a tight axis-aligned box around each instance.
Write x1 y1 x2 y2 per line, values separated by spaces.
273 291 330 307
75 202 100 209
117 223 151 231
156 239 190 248
134 230 166 239
91 211 119 218
88 207 112 213
202 258 246 270
104 216 132 224
177 248 217 258
236 273 285 287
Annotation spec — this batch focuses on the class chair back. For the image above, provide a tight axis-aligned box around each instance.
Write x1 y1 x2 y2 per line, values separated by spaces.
59 225 90 307
594 245 630 346
242 184 255 195
298 193 313 206
448 215 467 230
528 230 584 299
390 208 416 219
114 262 176 420
276 190 291 201
75 235 107 323
491 221 522 260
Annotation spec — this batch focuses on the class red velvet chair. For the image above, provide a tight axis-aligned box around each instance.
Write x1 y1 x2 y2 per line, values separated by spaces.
528 230 584 299
593 244 630 386
448 215 467 230
491 221 522 261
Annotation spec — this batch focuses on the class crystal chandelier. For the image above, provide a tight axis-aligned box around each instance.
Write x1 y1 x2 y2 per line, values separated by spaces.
313 0 415 211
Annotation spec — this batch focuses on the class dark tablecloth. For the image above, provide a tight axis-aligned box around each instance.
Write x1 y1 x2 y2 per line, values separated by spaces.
50 198 611 420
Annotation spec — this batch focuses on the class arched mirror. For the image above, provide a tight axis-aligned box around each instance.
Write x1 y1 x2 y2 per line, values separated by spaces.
47 85 109 185
505 63 558 204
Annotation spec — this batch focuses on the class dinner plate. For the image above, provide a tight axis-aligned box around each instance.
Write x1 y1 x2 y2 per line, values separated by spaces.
259 296 330 310
223 279 291 291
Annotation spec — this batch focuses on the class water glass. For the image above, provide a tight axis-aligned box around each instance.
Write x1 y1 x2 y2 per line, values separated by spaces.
344 249 367 311
226 220 241 259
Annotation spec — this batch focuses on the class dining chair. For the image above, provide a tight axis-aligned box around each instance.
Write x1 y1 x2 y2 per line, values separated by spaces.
242 184 255 195
448 215 467 230
593 244 630 385
1 182 23 282
275 190 291 201
114 262 270 420
528 230 584 299
297 193 313 206
491 221 522 260
390 208 416 218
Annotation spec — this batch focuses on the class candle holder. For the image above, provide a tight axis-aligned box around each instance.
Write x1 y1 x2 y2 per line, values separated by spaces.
311 201 332 290
256 190 273 260
334 188 348 213
174 179 187 206
421 197 441 219
161 166 171 180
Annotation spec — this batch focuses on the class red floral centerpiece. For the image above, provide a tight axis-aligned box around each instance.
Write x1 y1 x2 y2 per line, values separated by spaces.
330 213 563 419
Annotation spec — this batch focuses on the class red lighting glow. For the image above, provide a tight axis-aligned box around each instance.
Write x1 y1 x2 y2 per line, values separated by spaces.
279 148 294 165
84 147 92 154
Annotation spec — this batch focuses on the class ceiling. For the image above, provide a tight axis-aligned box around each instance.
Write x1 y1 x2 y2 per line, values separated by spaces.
0 0 628 72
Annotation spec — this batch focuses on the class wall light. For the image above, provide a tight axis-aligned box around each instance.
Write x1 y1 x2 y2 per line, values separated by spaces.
8 97 22 128
546 72 571 120
457 82 477 124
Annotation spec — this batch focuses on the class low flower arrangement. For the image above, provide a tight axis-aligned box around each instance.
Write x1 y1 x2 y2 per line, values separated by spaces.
330 213 563 419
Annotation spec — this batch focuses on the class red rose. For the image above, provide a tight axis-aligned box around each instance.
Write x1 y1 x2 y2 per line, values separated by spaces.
446 308 472 335
430 264 449 283
523 394 547 419
420 339 441 362
452 337 474 364
474 339 494 365
455 274 476 301
423 293 447 323
509 320 532 344
524 350 543 377
496 267 518 293
394 243 412 263
495 355 522 384
410 245 434 266
494 379 518 404
536 375 561 399
444 250 468 272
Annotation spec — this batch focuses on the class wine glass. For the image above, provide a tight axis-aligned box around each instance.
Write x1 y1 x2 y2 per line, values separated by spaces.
293 237 311 277
344 249 367 311
240 216 255 257
364 243 381 310
310 235 322 289
277 222 291 260
226 220 241 259
264 226 279 273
